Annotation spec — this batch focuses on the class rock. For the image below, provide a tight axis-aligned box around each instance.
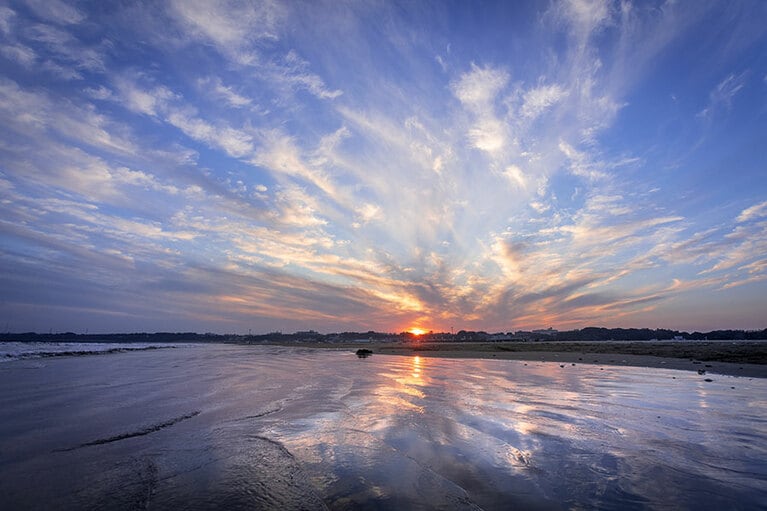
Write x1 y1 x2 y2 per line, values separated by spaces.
697 369 706 375
704 378 713 382
355 349 373 358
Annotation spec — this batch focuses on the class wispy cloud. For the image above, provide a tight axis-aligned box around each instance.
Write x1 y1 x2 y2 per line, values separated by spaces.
198 77 253 108
521 84 569 119
736 200 767 223
452 64 509 154
168 0 284 58
697 71 749 119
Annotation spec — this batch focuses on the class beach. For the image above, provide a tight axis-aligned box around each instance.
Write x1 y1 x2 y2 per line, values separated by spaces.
1 342 765 510
285 340 767 378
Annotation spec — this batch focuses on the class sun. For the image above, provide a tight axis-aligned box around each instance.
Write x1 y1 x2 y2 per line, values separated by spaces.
408 327 427 336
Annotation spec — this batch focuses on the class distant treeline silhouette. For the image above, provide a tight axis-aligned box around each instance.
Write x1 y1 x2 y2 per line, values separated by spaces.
1 327 766 343
550 327 767 341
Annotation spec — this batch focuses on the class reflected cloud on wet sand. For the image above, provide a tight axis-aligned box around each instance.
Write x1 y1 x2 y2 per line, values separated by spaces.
269 353 767 510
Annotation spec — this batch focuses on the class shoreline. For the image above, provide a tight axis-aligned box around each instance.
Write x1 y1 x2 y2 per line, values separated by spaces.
271 340 767 379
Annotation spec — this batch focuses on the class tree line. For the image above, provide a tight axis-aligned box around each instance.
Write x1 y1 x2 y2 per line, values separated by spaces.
1 327 766 343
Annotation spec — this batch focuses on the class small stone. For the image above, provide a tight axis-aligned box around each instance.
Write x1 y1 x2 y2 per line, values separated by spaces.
704 378 713 382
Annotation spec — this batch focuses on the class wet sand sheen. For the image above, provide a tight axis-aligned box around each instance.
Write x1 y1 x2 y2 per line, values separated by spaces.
1 344 765 510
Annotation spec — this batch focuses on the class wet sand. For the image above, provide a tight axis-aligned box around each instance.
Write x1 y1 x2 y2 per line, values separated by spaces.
2 344 766 509
276 340 767 378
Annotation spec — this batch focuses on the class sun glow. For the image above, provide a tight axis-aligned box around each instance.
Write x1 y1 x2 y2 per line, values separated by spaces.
408 328 427 336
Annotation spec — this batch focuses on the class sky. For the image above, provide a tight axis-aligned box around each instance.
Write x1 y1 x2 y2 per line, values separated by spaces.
0 0 766 335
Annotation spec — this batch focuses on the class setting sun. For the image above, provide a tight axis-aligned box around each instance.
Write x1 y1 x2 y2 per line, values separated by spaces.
408 328 427 336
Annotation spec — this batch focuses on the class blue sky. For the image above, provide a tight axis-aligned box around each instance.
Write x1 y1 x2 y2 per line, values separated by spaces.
1 0 765 334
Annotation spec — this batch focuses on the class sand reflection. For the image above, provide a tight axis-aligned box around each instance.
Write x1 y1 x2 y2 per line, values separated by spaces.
266 351 767 510
2 345 764 510
411 355 421 379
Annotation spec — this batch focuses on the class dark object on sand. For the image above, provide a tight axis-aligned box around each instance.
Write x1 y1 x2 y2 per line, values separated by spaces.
356 349 373 358
698 369 706 375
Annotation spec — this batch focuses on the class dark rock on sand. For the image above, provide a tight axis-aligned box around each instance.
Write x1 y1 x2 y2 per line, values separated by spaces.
356 349 373 358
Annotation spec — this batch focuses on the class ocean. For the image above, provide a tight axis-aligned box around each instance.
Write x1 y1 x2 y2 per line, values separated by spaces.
0 343 764 510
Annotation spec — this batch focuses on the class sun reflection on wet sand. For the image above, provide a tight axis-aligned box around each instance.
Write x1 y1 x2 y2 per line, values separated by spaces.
411 355 421 379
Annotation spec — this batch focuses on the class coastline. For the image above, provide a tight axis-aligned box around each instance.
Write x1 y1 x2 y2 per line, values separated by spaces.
272 340 767 379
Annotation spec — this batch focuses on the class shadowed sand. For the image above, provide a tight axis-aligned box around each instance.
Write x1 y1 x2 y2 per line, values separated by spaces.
278 341 767 378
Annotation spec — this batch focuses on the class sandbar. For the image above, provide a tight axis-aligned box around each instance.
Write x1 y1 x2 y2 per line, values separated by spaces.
273 340 767 378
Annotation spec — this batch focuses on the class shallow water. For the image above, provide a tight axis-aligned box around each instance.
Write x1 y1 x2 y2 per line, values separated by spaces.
0 344 764 510
0 341 189 361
